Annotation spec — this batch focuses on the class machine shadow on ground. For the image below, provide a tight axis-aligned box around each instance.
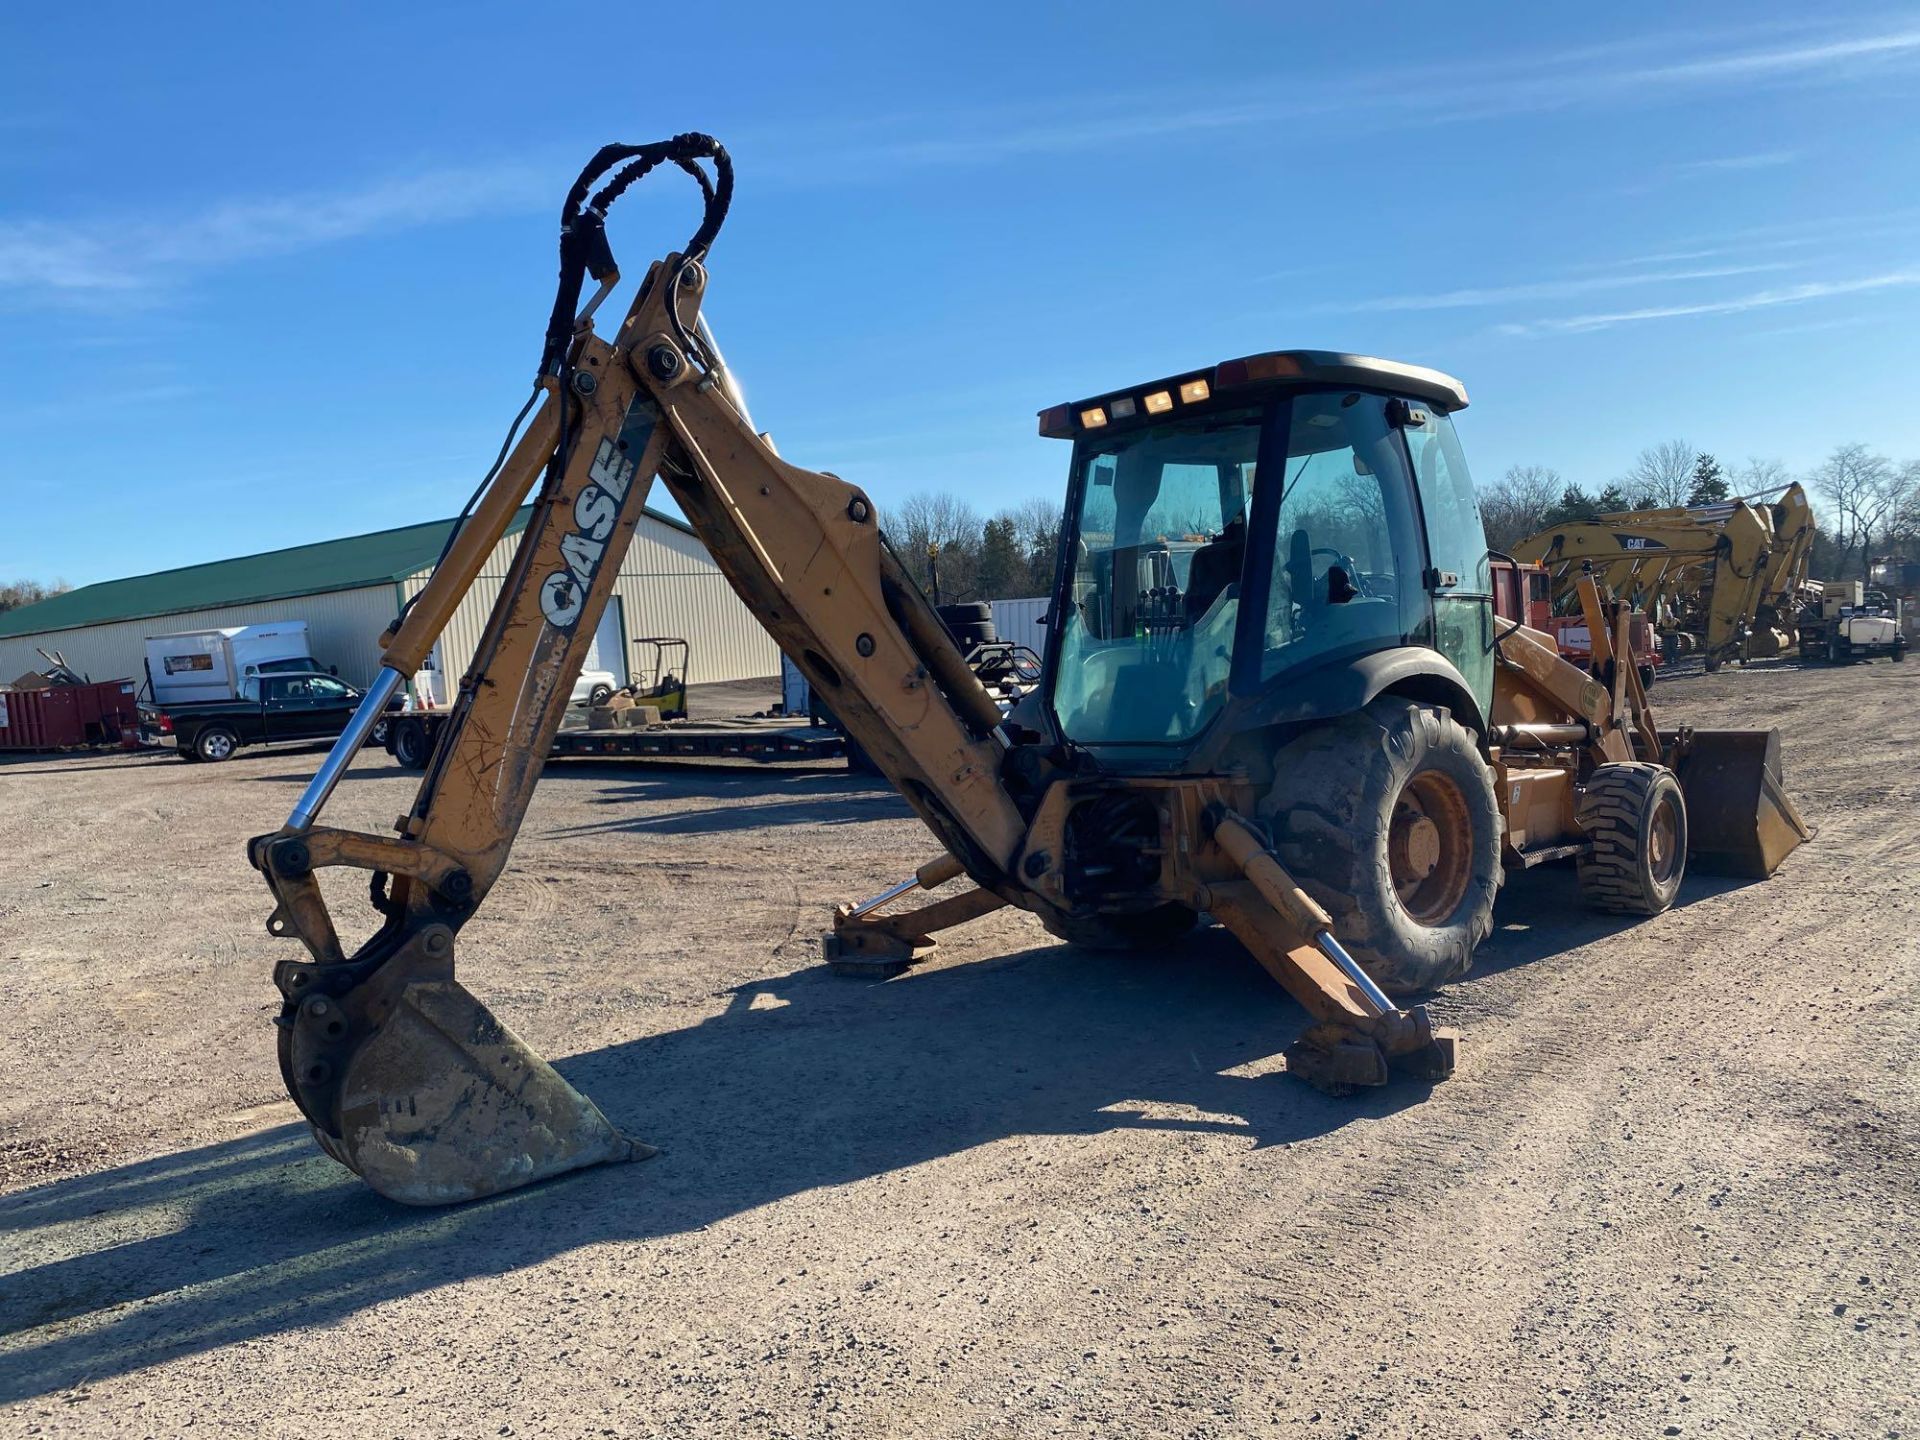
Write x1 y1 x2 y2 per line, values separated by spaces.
541 767 910 838
0 925 1419 1403
0 813 1765 1404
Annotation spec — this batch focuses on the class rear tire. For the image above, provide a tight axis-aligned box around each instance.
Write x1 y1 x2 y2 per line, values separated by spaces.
1261 697 1501 994
587 683 614 708
194 725 239 763
1042 903 1198 952
392 717 432 770
1575 762 1687 915
1638 664 1657 690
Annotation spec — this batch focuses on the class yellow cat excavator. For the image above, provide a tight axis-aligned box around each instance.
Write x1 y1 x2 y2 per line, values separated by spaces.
1511 485 1815 670
249 137 1807 1206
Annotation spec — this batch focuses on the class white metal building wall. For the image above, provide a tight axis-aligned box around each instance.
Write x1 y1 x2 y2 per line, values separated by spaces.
991 597 1050 657
0 586 400 694
1 513 777 702
401 512 779 692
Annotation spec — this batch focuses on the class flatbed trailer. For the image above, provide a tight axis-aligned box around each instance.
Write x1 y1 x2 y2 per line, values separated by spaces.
385 707 844 768
548 716 844 762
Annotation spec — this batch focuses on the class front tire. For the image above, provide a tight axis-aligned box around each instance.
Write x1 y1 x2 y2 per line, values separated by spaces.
587 683 614 708
1575 763 1686 915
194 726 239 763
1261 697 1501 994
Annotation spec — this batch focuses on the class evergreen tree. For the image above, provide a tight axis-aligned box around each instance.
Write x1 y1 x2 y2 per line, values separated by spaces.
1686 452 1730 505
1542 484 1599 527
1593 482 1633 513
975 516 1024 600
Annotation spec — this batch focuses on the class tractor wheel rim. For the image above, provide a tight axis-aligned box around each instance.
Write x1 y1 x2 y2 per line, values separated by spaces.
1389 770 1473 925
1648 795 1681 883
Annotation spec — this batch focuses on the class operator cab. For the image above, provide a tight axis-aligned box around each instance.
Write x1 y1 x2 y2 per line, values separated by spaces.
1037 350 1491 752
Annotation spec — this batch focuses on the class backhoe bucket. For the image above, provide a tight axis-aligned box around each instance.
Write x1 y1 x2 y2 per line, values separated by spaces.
1669 728 1811 879
322 974 651 1206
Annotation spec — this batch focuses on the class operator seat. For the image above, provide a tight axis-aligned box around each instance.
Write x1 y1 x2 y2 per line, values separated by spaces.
1287 526 1359 608
1185 514 1246 623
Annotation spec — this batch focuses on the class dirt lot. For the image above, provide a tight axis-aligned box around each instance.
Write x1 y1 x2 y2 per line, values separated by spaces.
1 660 1914 1438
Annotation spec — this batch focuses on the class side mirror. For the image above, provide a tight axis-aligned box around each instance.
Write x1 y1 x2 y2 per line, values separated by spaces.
329 665 339 676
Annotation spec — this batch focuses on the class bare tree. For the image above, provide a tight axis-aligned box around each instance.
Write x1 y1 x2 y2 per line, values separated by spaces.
1734 457 1791 496
1002 496 1064 595
887 491 985 602
1621 439 1695 508
1887 461 1920 552
1477 464 1562 551
0 578 71 615
1810 443 1908 580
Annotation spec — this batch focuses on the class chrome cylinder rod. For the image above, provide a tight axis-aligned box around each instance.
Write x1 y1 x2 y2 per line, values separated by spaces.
1313 930 1397 1016
846 875 921 921
693 312 753 428
286 666 406 831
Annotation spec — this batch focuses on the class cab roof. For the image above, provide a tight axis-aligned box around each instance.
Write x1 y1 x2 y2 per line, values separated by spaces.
1037 349 1469 439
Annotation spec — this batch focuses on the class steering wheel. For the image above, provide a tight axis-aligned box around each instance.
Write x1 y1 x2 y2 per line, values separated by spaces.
1310 546 1374 598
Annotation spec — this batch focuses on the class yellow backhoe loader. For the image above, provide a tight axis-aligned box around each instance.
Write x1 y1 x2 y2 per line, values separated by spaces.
249 137 1808 1206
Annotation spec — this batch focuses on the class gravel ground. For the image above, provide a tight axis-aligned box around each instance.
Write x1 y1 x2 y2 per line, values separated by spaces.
0 658 1914 1438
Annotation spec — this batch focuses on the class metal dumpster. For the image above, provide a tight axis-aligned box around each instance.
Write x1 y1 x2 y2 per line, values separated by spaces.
0 678 141 750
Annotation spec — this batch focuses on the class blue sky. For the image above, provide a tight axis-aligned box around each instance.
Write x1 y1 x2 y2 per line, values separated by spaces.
3 3 1918 585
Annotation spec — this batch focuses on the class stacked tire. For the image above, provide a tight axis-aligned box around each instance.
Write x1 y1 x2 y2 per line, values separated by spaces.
937 602 996 652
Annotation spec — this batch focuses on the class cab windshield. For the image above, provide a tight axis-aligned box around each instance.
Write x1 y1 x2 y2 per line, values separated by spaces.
1049 390 1427 745
1051 409 1260 744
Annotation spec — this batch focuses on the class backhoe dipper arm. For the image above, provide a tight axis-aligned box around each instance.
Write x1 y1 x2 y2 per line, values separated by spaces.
248 136 1029 1206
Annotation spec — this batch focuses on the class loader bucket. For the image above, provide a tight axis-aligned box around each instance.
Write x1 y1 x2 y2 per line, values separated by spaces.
1669 728 1811 879
324 975 651 1206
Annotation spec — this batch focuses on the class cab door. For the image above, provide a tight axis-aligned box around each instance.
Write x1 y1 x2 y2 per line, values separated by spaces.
260 677 305 741
302 676 360 738
1398 404 1495 715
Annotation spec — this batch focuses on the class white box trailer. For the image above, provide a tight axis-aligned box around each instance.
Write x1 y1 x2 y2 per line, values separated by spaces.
144 622 325 704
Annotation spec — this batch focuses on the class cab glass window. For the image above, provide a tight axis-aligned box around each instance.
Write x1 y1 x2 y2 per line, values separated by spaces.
1402 408 1494 707
1052 409 1261 743
1258 391 1423 682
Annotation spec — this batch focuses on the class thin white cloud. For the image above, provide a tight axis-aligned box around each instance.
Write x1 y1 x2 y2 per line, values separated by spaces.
0 161 552 300
3 20 1916 305
1498 270 1920 335
1324 262 1796 315
758 22 1920 179
1665 149 1801 174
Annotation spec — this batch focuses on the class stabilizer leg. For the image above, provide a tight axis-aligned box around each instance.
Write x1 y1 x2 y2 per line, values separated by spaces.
824 854 1005 976
1204 808 1460 1095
